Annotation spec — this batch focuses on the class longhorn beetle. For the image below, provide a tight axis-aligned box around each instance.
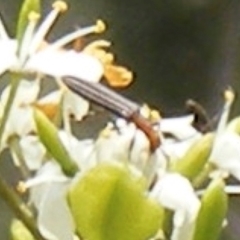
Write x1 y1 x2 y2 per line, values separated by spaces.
62 76 160 152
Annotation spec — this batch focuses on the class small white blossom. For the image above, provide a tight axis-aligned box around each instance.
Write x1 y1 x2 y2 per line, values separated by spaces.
0 1 104 81
25 162 74 240
150 173 200 240
210 90 240 181
24 113 203 240
0 79 40 148
58 130 96 171
11 135 46 170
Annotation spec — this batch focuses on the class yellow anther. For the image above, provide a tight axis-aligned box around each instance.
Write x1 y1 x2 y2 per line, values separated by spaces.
105 53 114 63
16 181 27 194
28 11 40 22
122 70 133 80
150 110 161 122
95 19 106 33
52 1 68 12
224 88 235 104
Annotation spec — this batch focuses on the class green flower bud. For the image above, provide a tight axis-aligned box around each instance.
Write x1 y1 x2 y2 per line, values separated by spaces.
193 178 228 240
171 133 214 181
68 163 163 240
10 219 35 240
34 109 78 177
17 0 40 43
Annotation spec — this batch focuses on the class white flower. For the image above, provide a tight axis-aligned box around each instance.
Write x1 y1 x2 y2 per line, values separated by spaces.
21 129 94 240
150 173 200 240
0 1 109 149
0 1 104 81
95 119 136 163
11 135 46 170
23 129 94 240
25 162 74 240
22 114 203 240
210 90 240 181
58 130 96 171
0 79 40 148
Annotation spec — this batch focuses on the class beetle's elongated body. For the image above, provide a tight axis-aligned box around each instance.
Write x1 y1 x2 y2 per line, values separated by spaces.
62 76 160 151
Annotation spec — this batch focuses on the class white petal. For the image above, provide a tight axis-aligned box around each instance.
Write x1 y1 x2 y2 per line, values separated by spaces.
36 182 75 240
25 161 69 219
0 40 17 75
58 131 96 170
130 129 150 170
38 90 62 104
160 134 200 161
20 135 46 170
142 148 167 187
150 173 200 240
1 79 40 107
160 115 199 140
26 162 69 191
150 173 200 218
171 217 196 240
224 185 240 195
2 107 35 142
26 50 104 82
10 107 35 135
210 132 240 180
63 90 89 121
95 122 136 163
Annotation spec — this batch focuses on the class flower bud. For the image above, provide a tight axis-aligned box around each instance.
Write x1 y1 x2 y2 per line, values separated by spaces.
34 108 78 176
193 178 228 240
171 133 214 181
68 163 164 240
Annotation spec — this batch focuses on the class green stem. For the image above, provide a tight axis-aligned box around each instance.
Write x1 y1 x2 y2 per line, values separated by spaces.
0 175 46 240
0 74 21 147
9 136 31 180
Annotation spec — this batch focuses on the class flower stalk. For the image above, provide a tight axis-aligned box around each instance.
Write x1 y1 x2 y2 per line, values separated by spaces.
0 74 21 148
0 174 46 240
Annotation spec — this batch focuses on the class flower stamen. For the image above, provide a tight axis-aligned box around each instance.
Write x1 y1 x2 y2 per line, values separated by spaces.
216 88 235 135
52 0 68 12
94 19 106 33
28 1 68 55
49 20 106 50
16 181 28 194
19 11 40 62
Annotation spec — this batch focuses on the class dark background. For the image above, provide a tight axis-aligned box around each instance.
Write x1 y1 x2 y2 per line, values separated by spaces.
0 0 240 239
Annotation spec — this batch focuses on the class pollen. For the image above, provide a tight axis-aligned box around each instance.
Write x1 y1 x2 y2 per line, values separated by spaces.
28 11 40 22
52 1 68 12
95 19 106 33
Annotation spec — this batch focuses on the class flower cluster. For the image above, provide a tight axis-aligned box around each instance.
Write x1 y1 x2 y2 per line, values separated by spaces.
0 1 239 240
